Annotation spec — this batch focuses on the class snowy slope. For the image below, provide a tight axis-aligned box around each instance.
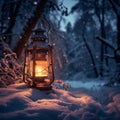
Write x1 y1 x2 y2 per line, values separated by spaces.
0 81 120 120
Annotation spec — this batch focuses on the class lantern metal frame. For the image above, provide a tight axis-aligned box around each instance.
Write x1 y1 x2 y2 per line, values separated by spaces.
23 28 54 90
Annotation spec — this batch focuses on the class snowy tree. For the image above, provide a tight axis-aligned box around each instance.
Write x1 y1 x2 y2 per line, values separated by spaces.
63 0 118 79
0 39 22 87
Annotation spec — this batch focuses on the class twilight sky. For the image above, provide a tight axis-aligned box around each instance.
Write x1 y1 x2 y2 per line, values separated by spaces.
60 0 78 31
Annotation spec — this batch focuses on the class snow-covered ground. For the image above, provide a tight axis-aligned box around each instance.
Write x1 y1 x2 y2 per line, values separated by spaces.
0 80 120 120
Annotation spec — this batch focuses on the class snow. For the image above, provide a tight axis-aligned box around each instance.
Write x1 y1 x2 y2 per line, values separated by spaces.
66 79 105 90
0 40 22 87
0 80 120 120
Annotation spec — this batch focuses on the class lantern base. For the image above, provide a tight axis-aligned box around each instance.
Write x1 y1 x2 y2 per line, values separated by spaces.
35 83 52 90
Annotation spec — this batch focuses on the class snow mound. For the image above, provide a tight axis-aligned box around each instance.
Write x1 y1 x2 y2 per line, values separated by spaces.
106 93 120 119
0 83 120 120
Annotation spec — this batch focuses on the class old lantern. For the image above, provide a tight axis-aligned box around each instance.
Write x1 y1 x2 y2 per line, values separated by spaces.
23 28 54 89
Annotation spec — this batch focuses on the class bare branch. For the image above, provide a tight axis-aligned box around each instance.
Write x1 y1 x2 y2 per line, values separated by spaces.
96 36 116 50
108 0 120 15
82 33 99 77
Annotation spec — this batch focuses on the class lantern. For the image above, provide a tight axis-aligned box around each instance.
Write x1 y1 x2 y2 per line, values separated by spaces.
23 28 54 90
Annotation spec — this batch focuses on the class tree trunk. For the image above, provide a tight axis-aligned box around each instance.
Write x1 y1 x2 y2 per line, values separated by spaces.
83 34 98 77
108 0 120 48
117 14 120 48
4 1 22 44
100 0 107 77
15 0 48 58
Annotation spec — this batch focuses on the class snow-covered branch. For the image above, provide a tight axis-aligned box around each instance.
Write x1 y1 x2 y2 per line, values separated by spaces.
0 41 23 87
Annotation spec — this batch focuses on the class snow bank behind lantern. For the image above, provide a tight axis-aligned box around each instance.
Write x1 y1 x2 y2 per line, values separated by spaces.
0 40 23 87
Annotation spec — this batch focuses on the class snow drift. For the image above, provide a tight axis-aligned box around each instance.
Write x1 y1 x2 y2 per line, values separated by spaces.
0 82 120 120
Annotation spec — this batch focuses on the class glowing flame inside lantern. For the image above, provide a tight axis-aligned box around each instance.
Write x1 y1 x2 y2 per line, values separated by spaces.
35 61 48 77
25 54 49 78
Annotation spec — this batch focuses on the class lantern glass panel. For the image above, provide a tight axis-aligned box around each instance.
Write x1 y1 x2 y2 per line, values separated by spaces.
25 52 33 76
35 51 48 77
35 60 48 77
25 51 49 78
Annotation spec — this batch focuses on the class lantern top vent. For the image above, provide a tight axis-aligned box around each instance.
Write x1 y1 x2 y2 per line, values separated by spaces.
33 28 46 33
31 28 48 41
